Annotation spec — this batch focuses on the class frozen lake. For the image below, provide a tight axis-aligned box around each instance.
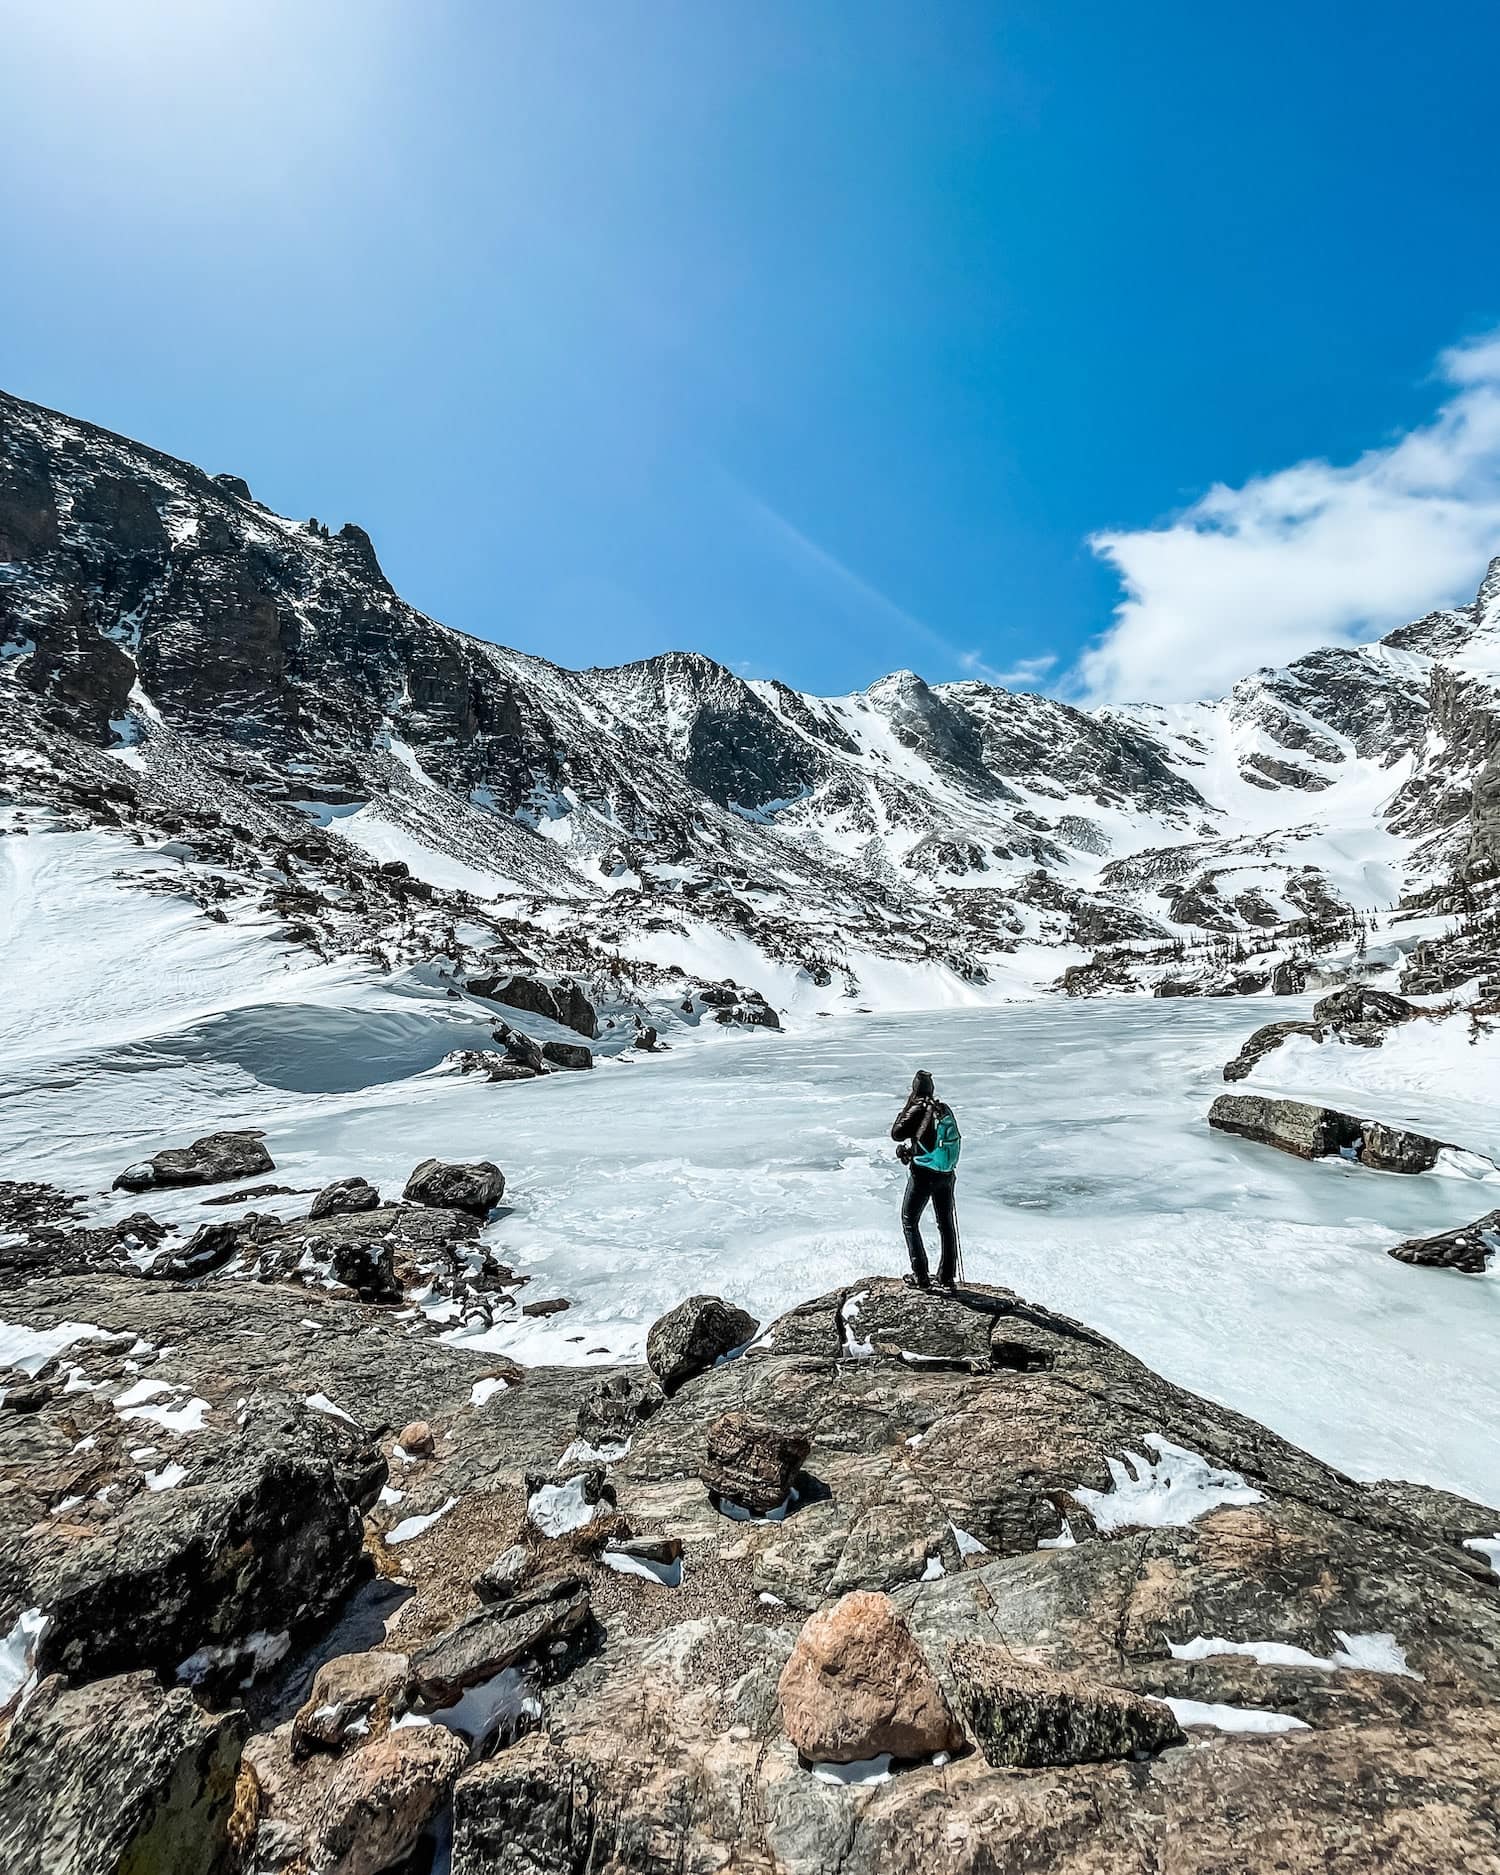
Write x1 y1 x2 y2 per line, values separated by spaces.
6 890 1499 1504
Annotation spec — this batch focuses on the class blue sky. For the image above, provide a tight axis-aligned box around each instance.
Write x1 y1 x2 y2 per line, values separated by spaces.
4 2 1500 701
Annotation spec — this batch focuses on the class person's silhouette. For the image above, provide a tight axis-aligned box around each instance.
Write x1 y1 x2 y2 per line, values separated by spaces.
890 1069 961 1292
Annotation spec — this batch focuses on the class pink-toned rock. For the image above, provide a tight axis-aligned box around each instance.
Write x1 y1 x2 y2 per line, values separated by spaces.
777 1590 963 1764
291 1649 409 1759
398 1420 435 1459
309 1725 466 1875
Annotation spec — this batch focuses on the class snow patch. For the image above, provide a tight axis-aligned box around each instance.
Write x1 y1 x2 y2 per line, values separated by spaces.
1073 1436 1262 1532
429 1664 542 1746
387 1496 459 1545
0 1320 103 1378
119 1394 210 1436
603 1549 683 1588
527 1474 604 1538
839 1288 873 1358
1162 1697 1309 1735
0 1608 48 1712
559 1436 631 1467
811 1753 893 1785
1169 1631 1417 1676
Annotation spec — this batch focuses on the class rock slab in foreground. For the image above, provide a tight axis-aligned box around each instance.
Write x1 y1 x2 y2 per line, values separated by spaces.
701 1409 810 1514
948 1644 1186 1767
777 1589 964 1763
408 1582 590 1706
309 1725 467 1875
0 1669 247 1875
646 1293 759 1394
292 1649 410 1759
24 1395 380 1683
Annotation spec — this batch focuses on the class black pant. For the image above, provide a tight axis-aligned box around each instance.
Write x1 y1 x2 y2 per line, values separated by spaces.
903 1166 958 1286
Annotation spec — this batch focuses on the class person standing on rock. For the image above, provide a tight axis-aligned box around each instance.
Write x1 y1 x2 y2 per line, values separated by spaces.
890 1069 962 1293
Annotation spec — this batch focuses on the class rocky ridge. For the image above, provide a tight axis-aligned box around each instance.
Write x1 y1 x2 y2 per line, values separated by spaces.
4 387 1500 1011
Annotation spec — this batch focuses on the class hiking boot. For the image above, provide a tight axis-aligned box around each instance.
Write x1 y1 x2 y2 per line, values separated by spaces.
936 1279 957 1296
902 1273 931 1292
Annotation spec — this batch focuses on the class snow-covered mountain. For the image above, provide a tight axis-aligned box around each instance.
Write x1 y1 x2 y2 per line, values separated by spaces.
3 385 1498 1012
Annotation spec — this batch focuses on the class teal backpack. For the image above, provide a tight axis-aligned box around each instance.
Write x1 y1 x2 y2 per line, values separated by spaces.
914 1104 962 1173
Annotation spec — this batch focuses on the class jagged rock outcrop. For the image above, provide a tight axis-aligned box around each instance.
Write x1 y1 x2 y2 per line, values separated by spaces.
308 1178 382 1222
4 1393 381 1686
947 1646 1186 1767
10 387 1499 1004
1388 1209 1500 1275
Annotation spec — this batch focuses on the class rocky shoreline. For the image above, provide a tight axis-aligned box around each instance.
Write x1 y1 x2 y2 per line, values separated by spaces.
4 1157 1500 1872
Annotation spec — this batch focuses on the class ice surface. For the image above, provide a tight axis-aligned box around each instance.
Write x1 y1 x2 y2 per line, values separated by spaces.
7 852 1500 1505
304 1391 357 1424
1072 1436 1262 1533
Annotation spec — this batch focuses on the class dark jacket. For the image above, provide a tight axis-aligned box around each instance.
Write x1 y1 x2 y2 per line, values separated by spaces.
891 1094 949 1160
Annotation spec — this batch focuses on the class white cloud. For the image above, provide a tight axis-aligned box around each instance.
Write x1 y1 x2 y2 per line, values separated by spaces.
1075 332 1500 704
982 652 1056 688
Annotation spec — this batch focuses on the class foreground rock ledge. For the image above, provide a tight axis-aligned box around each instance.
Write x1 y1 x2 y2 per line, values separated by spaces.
3 1272 1500 1873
